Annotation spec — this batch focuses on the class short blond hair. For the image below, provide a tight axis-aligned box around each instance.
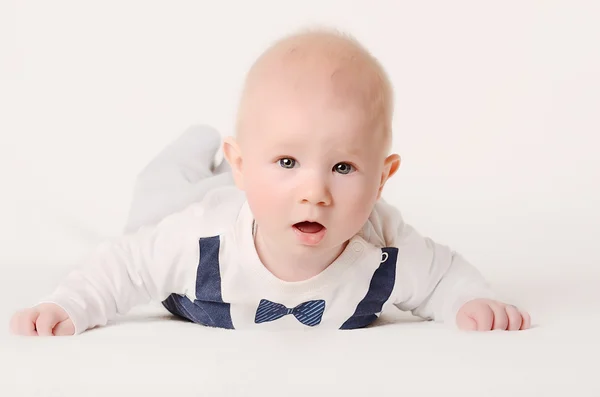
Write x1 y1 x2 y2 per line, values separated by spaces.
236 27 394 153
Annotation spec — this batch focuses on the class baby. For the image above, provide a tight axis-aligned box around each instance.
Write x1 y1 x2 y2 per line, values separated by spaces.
10 29 530 336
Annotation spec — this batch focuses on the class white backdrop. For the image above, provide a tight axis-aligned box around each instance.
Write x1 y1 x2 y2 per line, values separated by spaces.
2 1 600 395
2 1 598 278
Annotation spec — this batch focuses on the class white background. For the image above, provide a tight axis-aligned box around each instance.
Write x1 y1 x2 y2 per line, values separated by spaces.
1 1 599 396
1 1 599 276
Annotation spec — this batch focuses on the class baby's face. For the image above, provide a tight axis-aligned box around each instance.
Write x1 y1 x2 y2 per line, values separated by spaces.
238 88 389 254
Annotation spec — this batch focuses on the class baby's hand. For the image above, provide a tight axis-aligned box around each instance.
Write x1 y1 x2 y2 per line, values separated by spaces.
456 298 531 331
10 303 75 336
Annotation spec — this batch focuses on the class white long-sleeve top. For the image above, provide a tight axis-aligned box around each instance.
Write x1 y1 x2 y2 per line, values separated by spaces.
40 185 495 334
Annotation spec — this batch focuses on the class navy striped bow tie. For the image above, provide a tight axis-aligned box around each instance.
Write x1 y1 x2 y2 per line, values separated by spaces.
254 299 326 327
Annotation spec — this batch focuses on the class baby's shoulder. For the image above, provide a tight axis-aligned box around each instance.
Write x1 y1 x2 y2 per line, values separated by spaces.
162 185 247 237
195 185 246 215
358 198 405 248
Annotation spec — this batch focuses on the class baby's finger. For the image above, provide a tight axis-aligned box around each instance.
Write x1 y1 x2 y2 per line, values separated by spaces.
456 311 478 331
10 309 39 336
35 310 61 337
505 305 522 331
520 310 532 330
490 302 509 330
473 304 494 331
53 319 75 336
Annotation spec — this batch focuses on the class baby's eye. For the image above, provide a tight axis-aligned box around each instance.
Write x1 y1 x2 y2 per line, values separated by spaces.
279 158 296 169
333 162 355 175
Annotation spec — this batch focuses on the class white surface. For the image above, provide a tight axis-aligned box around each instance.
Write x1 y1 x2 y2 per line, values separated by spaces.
2 1 600 396
1 268 599 396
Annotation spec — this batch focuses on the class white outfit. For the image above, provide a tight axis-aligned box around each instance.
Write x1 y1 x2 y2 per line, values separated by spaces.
39 126 495 334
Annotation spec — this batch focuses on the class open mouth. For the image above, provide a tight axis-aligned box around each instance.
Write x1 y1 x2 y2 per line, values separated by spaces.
292 221 327 245
293 221 325 234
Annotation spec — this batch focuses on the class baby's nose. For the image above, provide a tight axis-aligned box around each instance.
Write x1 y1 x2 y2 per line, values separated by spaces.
299 176 332 206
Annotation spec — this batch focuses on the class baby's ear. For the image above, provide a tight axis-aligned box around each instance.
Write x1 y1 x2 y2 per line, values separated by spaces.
223 136 245 190
377 153 401 199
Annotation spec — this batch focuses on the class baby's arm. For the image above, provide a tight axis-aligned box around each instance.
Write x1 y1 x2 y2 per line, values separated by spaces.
377 202 530 331
11 125 234 336
10 204 202 336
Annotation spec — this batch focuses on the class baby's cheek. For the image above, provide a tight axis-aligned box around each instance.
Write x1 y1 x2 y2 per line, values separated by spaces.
345 182 379 223
342 177 378 205
246 186 272 214
245 176 287 220
340 192 374 224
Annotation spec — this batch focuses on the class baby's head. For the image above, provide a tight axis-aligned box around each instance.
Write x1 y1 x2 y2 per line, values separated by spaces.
224 28 400 254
